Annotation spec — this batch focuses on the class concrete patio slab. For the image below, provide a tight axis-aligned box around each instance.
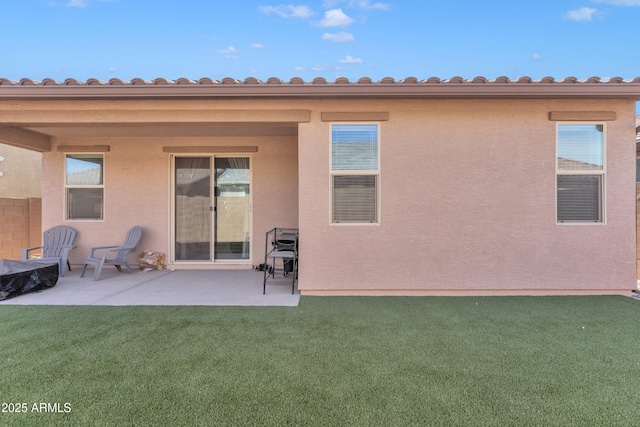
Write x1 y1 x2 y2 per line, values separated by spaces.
0 267 300 306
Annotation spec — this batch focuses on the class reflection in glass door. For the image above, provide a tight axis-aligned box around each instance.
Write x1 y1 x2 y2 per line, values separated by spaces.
214 157 250 260
175 157 212 260
173 156 250 262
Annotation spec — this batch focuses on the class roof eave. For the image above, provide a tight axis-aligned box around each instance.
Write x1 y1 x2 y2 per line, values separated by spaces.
1 83 640 100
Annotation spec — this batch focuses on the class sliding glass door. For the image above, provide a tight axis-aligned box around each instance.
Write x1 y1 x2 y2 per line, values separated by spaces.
173 156 250 262
214 157 250 260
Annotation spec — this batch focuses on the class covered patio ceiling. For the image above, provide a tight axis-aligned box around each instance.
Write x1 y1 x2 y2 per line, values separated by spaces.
23 122 299 139
0 108 308 152
0 123 299 152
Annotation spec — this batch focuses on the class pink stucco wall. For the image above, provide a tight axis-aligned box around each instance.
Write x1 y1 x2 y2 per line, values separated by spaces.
28 96 637 295
42 134 298 269
298 98 637 295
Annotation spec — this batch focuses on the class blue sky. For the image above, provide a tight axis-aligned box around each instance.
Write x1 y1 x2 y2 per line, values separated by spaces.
1 0 640 87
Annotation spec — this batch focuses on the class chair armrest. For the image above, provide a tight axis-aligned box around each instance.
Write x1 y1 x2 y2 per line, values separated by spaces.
88 245 120 258
21 246 44 260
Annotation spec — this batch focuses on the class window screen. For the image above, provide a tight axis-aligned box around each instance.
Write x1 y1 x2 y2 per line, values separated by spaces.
66 188 104 220
557 175 601 222
332 175 377 223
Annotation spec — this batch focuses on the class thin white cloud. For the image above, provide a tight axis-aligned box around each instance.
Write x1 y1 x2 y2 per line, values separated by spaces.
591 0 640 5
531 53 543 60
339 55 362 64
323 0 390 9
251 43 265 49
217 46 237 54
259 5 315 19
321 31 355 42
216 46 239 59
295 57 357 73
318 9 354 27
63 0 114 7
566 7 598 21
356 0 390 10
297 63 340 72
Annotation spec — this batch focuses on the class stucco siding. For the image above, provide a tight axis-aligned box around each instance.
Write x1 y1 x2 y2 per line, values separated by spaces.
18 95 636 294
298 98 636 295
43 134 298 268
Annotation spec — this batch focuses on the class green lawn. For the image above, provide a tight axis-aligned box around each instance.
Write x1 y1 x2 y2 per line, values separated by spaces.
1 296 639 426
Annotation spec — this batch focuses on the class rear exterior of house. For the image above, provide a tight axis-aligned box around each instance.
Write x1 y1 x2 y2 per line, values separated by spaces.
1 76 639 296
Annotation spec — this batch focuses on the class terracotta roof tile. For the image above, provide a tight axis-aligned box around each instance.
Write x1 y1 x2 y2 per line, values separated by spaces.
1 76 640 86
1 76 640 100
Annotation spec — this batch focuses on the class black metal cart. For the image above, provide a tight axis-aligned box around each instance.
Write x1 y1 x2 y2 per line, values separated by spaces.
263 227 299 294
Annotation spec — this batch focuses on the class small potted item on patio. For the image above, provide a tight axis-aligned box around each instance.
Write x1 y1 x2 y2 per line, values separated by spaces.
139 251 166 271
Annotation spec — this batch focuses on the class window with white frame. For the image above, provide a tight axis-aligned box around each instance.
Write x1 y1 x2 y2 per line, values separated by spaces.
331 124 379 223
556 124 604 223
65 154 104 220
